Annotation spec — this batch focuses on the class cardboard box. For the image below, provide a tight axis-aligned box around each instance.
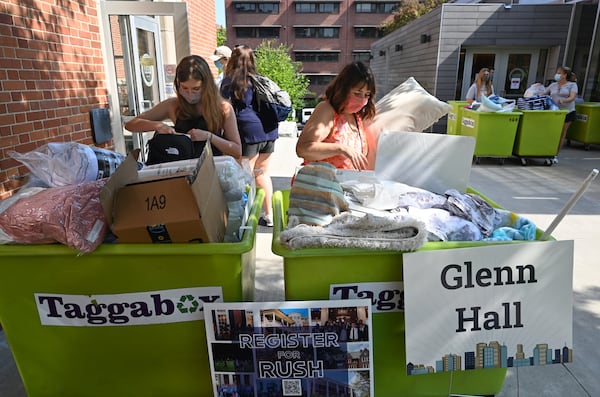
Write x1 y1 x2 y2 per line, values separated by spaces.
100 145 227 243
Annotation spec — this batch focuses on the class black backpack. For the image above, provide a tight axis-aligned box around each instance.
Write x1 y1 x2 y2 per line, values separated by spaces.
146 133 194 165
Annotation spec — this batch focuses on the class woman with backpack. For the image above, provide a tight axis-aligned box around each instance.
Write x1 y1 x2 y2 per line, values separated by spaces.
220 45 278 227
125 55 242 164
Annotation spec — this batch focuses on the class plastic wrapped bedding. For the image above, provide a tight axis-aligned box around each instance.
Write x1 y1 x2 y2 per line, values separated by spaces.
0 179 108 253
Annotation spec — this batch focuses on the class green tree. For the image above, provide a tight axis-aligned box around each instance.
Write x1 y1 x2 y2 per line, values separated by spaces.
216 26 227 46
381 0 447 35
254 40 311 114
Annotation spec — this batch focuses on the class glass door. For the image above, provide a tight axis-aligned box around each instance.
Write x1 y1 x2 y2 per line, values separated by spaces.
119 16 166 160
99 2 189 155
462 48 541 101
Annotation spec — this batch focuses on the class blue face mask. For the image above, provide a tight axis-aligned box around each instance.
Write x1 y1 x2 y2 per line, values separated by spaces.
554 73 562 82
214 60 223 71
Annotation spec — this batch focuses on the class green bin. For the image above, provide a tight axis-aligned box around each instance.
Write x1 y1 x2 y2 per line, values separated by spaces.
0 189 264 397
513 109 568 164
566 102 600 149
271 189 550 397
460 109 521 162
446 101 469 135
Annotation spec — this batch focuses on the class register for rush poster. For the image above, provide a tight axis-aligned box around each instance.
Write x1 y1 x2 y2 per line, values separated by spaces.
204 300 373 397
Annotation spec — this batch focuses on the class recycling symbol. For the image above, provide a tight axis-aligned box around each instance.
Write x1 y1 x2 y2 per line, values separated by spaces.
177 295 199 314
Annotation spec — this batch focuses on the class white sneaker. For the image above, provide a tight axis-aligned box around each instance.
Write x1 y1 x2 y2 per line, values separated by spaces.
552 156 558 164
259 215 273 227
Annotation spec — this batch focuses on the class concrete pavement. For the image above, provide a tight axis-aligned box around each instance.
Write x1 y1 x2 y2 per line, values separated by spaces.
1 134 599 396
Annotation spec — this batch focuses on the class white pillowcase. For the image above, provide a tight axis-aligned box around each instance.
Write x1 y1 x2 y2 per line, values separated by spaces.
373 77 452 132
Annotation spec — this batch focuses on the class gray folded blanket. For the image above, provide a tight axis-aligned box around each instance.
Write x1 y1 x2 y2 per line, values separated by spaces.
282 212 427 251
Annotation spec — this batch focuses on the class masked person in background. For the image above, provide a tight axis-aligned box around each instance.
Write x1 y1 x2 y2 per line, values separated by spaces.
296 61 377 171
542 66 578 162
210 45 232 88
125 55 242 161
466 68 495 104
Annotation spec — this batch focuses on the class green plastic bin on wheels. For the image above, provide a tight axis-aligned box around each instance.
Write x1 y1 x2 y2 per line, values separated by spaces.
566 102 600 149
0 189 264 397
446 101 469 135
460 108 521 163
271 188 551 397
513 109 568 165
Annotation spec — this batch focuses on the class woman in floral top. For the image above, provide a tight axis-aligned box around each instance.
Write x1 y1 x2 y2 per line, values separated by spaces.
296 62 377 170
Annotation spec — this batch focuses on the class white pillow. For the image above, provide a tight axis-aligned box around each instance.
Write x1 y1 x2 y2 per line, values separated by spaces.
373 77 452 132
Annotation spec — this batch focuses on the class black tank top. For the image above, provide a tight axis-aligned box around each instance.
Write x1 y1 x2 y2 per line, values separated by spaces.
174 117 223 157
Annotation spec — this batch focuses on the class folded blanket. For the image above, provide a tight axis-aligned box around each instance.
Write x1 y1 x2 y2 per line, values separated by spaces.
288 162 349 227
282 212 427 251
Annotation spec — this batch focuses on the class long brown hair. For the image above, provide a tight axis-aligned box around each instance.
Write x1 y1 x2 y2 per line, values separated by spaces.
223 45 257 101
475 68 493 98
325 61 377 121
174 55 222 132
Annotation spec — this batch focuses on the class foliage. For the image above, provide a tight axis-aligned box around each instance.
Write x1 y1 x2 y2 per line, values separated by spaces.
254 40 312 112
216 26 226 46
380 0 448 35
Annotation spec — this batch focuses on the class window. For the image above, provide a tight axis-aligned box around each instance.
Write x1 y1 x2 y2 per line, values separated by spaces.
355 2 399 13
235 26 280 38
235 3 256 12
305 74 336 86
354 27 383 39
295 27 340 38
295 2 340 13
353 52 371 63
258 3 279 13
382 3 399 12
355 3 376 13
235 2 279 14
295 52 339 62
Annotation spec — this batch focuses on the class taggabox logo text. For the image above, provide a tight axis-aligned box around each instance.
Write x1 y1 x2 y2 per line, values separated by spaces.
35 287 223 327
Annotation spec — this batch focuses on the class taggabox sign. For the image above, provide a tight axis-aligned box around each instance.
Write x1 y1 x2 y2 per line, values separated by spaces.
403 240 574 375
35 287 223 326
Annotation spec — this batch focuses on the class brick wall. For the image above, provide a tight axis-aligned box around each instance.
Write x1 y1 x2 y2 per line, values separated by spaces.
187 0 219 77
224 0 395 96
0 0 108 199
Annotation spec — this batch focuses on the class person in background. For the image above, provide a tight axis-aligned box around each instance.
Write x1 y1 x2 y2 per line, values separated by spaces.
125 55 242 160
296 61 377 171
543 66 578 162
220 45 278 227
210 45 232 88
465 68 495 104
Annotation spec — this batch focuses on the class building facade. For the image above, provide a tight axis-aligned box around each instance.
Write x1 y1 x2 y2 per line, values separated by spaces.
224 0 398 99
0 0 218 199
369 2 600 131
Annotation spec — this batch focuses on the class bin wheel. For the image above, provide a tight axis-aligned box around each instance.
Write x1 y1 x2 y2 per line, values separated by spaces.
498 158 505 165
473 156 481 164
585 144 591 151
544 158 553 166
520 158 528 166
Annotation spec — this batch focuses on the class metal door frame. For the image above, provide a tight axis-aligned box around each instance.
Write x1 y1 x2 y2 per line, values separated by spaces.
98 1 190 154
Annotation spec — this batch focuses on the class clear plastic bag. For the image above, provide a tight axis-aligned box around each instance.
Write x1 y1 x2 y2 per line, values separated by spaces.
9 142 125 187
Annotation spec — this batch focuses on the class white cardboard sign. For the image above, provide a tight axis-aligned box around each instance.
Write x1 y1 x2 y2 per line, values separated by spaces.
403 240 573 375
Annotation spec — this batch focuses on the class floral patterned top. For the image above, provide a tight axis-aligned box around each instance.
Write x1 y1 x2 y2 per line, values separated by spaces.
308 112 368 170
